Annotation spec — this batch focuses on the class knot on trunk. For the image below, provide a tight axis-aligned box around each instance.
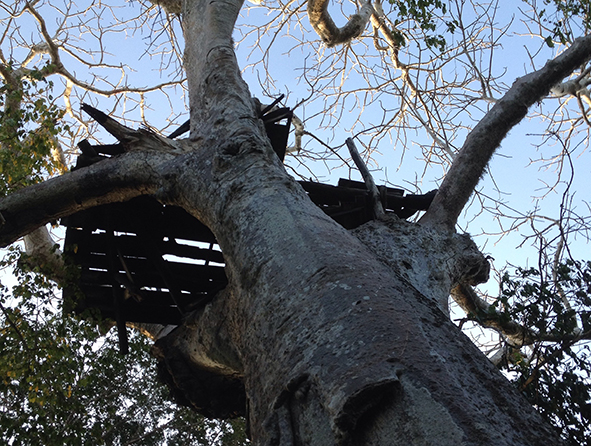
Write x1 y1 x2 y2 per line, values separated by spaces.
352 217 490 314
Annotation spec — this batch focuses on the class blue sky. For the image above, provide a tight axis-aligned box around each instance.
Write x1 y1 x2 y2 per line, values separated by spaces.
233 2 591 276
2 0 589 294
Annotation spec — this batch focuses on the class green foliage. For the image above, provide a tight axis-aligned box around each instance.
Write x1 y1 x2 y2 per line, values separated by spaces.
0 64 68 196
0 248 248 446
526 0 591 46
0 59 248 445
387 0 457 50
495 260 591 446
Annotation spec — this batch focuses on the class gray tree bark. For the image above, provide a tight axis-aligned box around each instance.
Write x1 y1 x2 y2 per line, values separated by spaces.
3 0 591 445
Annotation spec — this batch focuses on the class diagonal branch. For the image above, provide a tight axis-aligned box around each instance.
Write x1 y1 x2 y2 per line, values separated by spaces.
452 284 591 347
420 35 591 230
452 284 536 346
345 138 385 220
0 150 174 248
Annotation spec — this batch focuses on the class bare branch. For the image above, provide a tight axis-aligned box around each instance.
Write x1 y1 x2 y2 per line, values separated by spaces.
345 137 385 220
420 35 591 230
0 150 174 248
307 0 373 47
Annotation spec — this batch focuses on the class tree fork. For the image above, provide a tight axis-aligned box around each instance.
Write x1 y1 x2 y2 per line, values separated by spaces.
148 1 572 444
1 1 587 444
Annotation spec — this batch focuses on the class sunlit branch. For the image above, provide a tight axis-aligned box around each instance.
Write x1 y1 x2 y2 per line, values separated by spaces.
421 35 591 230
307 0 373 47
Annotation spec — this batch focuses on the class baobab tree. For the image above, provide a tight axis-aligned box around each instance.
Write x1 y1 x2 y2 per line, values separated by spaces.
2 0 591 445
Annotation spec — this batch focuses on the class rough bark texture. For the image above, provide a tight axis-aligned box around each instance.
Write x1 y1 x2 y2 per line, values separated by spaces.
147 3 566 444
353 219 490 314
154 156 559 444
2 0 586 445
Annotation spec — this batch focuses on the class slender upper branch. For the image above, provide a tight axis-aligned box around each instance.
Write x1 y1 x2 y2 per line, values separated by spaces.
420 35 591 230
346 138 385 220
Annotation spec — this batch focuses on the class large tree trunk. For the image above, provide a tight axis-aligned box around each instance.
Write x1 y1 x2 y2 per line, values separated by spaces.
154 188 557 445
1 0 584 444
148 1 565 445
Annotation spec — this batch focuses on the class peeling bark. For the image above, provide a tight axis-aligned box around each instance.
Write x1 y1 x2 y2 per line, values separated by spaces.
22 225 64 280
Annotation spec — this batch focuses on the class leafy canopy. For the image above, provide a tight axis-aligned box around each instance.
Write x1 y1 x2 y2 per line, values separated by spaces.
0 64 66 196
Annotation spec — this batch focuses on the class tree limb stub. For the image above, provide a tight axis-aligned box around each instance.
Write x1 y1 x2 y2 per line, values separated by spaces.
151 0 182 15
345 138 385 220
353 219 490 315
307 0 374 47
420 35 591 230
81 103 187 153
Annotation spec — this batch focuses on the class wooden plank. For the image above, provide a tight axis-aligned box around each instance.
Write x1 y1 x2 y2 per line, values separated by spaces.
63 197 216 242
66 231 225 265
77 284 206 307
77 257 227 281
77 268 227 292
63 179 424 326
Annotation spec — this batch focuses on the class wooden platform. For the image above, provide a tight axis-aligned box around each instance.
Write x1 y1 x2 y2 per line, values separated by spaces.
62 178 434 352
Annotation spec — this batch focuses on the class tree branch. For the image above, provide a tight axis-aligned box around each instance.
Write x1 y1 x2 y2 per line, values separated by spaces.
452 283 536 346
0 102 196 247
420 35 591 230
452 283 591 347
183 0 261 145
307 0 373 47
345 138 385 220
80 103 192 153
0 150 174 248
25 2 183 97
